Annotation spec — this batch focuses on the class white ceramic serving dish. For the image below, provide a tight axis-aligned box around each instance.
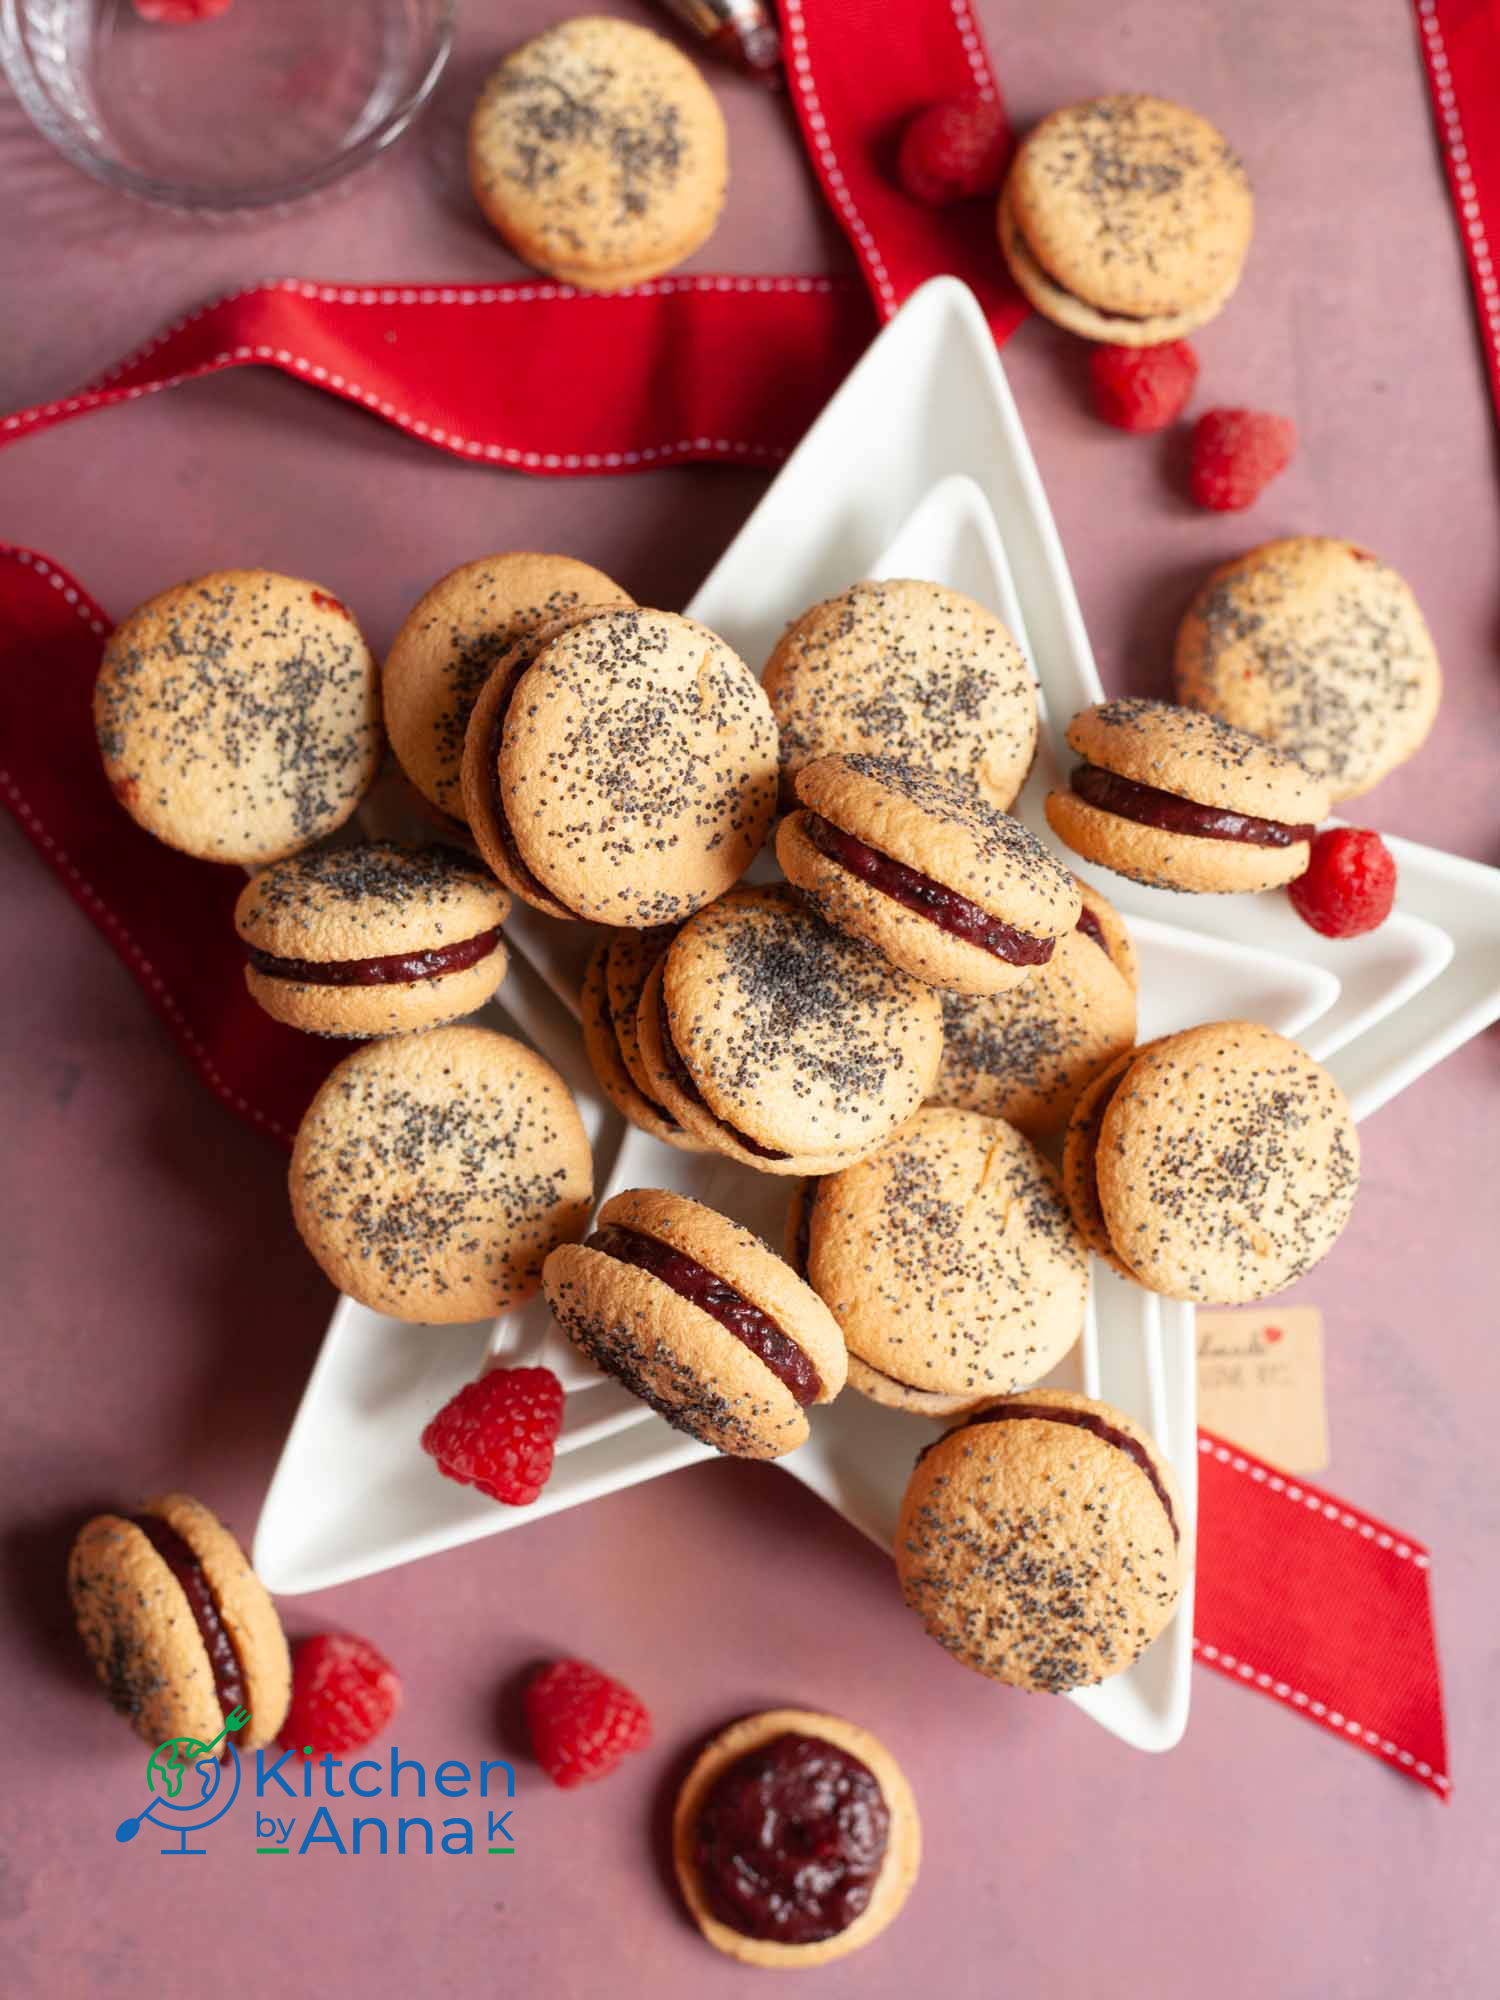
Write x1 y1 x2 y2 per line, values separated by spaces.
255 279 1500 1759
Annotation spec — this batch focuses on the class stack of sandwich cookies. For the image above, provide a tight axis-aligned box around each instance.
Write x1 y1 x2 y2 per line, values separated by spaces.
468 15 729 291
492 608 778 927
1062 1022 1359 1302
290 1024 592 1322
932 876 1138 1137
235 842 511 1038
790 1108 1088 1417
581 929 707 1150
896 1390 1185 1690
1174 536 1442 800
384 552 631 824
674 1709 921 1968
779 752 1081 995
542 1189 846 1459
762 579 1039 811
1045 698 1330 892
69 1493 290 1749
999 94 1253 344
94 570 382 865
638 887 944 1174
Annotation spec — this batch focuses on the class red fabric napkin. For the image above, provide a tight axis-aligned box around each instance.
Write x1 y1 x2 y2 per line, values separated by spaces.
0 0 1452 1797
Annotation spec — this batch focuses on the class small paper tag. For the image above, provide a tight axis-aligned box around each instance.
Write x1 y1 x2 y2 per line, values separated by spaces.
1195 1306 1328 1472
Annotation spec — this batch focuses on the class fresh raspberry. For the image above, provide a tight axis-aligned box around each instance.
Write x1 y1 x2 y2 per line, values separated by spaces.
525 1659 652 1789
133 0 233 20
278 1633 402 1757
421 1365 564 1506
1288 828 1397 938
1089 340 1200 433
897 93 1008 205
1189 408 1297 511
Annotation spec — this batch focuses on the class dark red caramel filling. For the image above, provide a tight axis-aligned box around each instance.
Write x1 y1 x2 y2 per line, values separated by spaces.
943 1404 1179 1542
247 928 501 988
806 814 1055 964
693 1733 890 1945
656 991 789 1161
488 663 579 916
130 1515 247 1743
1071 764 1314 849
588 1225 821 1405
1074 905 1109 958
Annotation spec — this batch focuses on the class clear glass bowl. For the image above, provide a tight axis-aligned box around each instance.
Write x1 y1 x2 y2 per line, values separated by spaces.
0 0 455 213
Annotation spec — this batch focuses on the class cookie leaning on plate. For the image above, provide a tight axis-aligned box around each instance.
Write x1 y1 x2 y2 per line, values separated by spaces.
69 1493 290 1750
932 876 1138 1136
291 1024 592 1322
469 15 729 291
235 841 510 1039
1174 536 1442 802
383 553 631 823
638 886 944 1174
999 94 1253 344
762 579 1038 811
778 752 1081 995
1045 698 1330 892
94 570 382 865
674 1709 921 1968
896 1390 1185 1691
543 1189 846 1458
1061 1022 1360 1303
789 1107 1088 1417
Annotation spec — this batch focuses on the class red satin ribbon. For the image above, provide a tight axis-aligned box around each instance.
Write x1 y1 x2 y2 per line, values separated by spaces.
0 0 1451 1796
1414 0 1500 421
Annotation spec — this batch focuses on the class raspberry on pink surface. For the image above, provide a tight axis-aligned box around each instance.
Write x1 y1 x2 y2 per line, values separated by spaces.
1189 408 1297 510
897 93 1008 206
525 1659 653 1790
421 1365 565 1507
1089 340 1200 433
279 1633 402 1757
1288 827 1397 938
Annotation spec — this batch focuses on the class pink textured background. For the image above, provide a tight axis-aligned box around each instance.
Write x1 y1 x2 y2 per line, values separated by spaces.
2 4 1497 1995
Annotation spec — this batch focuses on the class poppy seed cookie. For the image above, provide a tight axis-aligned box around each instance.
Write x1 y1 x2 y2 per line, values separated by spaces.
580 930 708 1150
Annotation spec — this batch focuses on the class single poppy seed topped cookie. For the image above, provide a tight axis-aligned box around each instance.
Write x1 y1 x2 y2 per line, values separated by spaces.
69 1493 290 1750
674 1709 921 1969
580 929 708 1150
1045 697 1330 892
1000 94 1253 343
498 608 778 926
1174 537 1443 801
1060 1043 1155 1281
94 570 382 865
779 752 1081 994
896 1390 1185 1691
384 553 631 822
762 579 1038 809
544 1189 846 1458
932 877 1138 1136
468 15 729 291
290 1025 592 1322
792 1108 1088 1417
641 887 944 1173
1071 1022 1360 1302
235 841 511 1039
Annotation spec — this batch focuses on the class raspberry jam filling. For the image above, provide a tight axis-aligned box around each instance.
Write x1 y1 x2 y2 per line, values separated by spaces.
1074 905 1109 958
587 1224 821 1405
791 1180 819 1279
488 662 580 916
1071 764 1314 848
693 1733 890 1945
805 814 1055 964
130 1514 247 1740
940 1404 1179 1542
247 928 501 988
656 990 789 1161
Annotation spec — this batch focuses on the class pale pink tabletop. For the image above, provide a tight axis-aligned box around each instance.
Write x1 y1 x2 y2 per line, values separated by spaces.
2 4 1497 1995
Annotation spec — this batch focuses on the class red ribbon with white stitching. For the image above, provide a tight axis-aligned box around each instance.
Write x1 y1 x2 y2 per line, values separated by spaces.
0 0 1451 1795
1414 0 1500 421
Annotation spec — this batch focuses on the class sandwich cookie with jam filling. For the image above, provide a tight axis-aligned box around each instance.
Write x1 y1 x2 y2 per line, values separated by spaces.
543 1188 847 1459
580 927 708 1151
